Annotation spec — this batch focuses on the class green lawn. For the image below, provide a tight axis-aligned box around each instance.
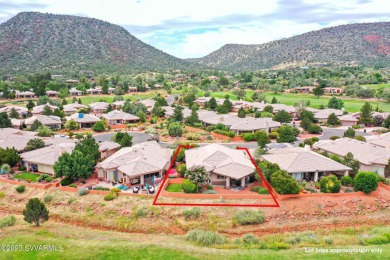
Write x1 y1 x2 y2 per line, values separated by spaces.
66 92 158 105
13 172 41 182
166 183 182 192
200 91 390 112
0 220 389 260
362 84 390 90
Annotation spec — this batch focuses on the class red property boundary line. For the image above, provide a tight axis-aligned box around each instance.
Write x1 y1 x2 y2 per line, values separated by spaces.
153 145 280 208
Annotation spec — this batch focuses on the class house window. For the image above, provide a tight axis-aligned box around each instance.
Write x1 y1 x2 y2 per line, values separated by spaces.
216 175 225 179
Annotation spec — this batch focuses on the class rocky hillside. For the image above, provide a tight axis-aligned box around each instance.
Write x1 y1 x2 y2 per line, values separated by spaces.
0 12 199 75
191 22 390 71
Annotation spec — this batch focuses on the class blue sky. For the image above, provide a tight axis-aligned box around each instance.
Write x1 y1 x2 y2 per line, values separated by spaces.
1 0 389 58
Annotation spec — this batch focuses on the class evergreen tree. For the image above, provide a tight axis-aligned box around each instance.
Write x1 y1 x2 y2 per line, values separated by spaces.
223 97 233 111
276 126 296 143
274 110 293 123
23 198 49 227
78 98 82 104
263 105 274 113
300 117 312 130
105 104 113 113
151 103 165 117
42 105 52 116
254 130 270 148
343 127 356 138
102 80 109 94
208 97 217 110
0 112 12 128
74 136 100 162
26 100 35 111
327 97 344 109
25 138 45 151
137 110 146 123
9 107 19 119
237 107 246 118
186 108 199 126
172 105 184 122
61 98 68 105
359 102 373 125
313 86 324 98
271 97 278 104
327 113 341 126
216 104 228 114
30 119 43 131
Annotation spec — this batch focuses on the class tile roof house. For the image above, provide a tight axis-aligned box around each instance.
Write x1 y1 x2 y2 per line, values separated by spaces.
313 138 389 177
69 88 83 96
98 141 121 159
21 143 76 174
162 106 192 118
185 144 255 188
338 114 358 126
86 88 102 95
63 103 88 115
96 141 172 186
15 91 35 98
0 128 38 151
31 104 59 115
261 146 351 182
89 102 109 114
46 90 59 97
112 100 126 110
102 110 139 125
314 109 344 122
66 113 100 128
0 106 28 116
25 115 62 129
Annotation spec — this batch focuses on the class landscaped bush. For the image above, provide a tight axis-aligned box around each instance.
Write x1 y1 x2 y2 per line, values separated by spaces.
181 179 197 193
78 188 88 196
15 185 25 193
0 191 5 199
354 171 379 193
250 186 261 193
0 215 16 228
18 166 26 171
69 184 77 188
243 133 255 142
268 132 279 139
183 207 201 220
320 175 341 193
258 188 270 194
110 187 121 193
185 230 226 246
377 176 390 185
233 209 266 225
329 136 340 140
37 174 50 182
92 186 110 191
176 164 187 176
185 133 200 141
60 178 73 186
213 129 235 138
242 234 259 245
104 192 117 201
206 184 213 190
270 170 300 194
266 242 291 250
43 195 52 203
341 175 353 186
307 124 323 134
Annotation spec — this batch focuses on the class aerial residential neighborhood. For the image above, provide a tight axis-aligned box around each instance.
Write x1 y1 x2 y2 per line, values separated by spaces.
0 1 389 259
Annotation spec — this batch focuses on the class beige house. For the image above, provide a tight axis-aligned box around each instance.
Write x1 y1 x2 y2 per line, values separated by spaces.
86 88 102 95
102 110 139 125
89 102 109 114
25 115 62 129
185 144 255 188
63 103 88 115
324 87 343 94
261 146 351 182
98 141 121 159
46 90 59 98
338 114 358 127
0 128 38 152
314 109 344 123
31 104 59 115
0 106 28 117
16 91 35 98
313 138 388 177
21 143 76 174
66 113 100 128
96 141 171 186
69 88 83 96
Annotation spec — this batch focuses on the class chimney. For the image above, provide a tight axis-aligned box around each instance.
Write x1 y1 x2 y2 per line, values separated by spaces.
304 145 311 152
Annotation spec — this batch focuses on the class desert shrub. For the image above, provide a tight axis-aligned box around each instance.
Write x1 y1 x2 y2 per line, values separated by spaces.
135 207 147 218
176 164 187 175
60 178 73 186
354 171 379 193
320 175 341 193
324 237 334 245
185 230 226 246
341 176 353 186
344 188 354 193
329 136 340 140
243 133 255 142
267 242 291 250
360 235 390 245
78 188 88 196
183 207 201 220
185 133 200 141
233 210 265 225
104 192 117 201
43 195 52 203
377 176 390 185
93 186 110 191
68 198 76 204
202 190 218 194
0 192 5 199
69 184 77 188
18 166 26 171
242 234 259 244
206 184 213 190
15 185 25 193
0 215 16 228
206 135 213 140
110 187 121 193
181 179 197 193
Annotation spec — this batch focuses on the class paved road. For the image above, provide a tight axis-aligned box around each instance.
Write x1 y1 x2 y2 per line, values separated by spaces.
319 127 371 140
94 132 151 144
